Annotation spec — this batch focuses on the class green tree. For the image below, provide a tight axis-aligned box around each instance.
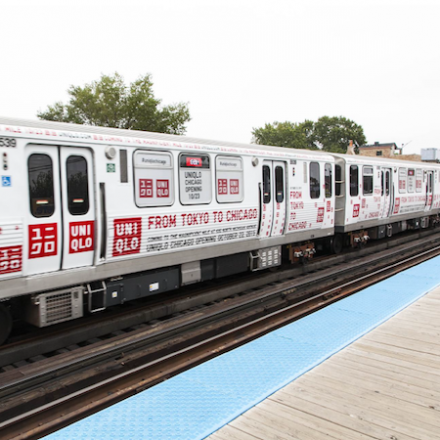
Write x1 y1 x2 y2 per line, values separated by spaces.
252 116 366 153
313 116 366 153
252 120 317 150
37 73 191 135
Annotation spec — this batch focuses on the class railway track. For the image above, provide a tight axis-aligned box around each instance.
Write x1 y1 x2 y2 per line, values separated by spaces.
1 229 440 439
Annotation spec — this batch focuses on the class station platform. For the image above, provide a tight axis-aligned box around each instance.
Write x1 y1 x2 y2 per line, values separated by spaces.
44 256 440 440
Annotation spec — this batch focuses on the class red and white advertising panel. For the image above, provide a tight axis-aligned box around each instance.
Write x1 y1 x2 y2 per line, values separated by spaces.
134 151 174 206
216 156 243 203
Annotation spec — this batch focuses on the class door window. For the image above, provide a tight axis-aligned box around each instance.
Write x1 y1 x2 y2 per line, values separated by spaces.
325 163 332 198
28 154 55 218
350 165 359 197
263 165 271 203
310 162 320 199
275 166 284 203
66 156 90 215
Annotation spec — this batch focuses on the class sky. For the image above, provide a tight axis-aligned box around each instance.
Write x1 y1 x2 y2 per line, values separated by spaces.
1 0 439 155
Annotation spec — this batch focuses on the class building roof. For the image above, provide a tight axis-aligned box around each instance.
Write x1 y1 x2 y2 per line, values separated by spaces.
359 142 399 149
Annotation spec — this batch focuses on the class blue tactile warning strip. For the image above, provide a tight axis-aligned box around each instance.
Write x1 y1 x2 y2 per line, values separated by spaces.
44 255 440 440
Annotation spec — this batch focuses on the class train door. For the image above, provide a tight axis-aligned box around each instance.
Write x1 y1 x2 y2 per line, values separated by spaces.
26 145 96 276
380 167 392 218
425 170 433 211
260 160 286 237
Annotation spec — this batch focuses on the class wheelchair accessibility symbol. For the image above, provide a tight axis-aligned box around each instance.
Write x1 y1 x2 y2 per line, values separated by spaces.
1 176 11 187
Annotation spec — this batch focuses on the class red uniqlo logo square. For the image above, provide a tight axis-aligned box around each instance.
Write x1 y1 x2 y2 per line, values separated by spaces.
139 179 153 198
353 204 360 218
0 245 23 274
113 218 142 256
28 223 58 259
317 207 325 222
69 221 94 254
156 180 169 198
230 179 239 195
218 179 228 195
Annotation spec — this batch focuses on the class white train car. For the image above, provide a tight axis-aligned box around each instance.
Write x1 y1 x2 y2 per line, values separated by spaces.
0 118 336 343
333 154 440 248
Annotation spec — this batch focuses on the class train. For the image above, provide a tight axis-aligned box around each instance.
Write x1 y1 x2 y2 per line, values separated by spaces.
1 117 439 344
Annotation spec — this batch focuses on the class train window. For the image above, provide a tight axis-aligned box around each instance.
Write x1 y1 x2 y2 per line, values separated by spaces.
407 169 415 193
263 165 271 203
398 168 407 194
381 171 384 196
385 171 390 196
134 151 174 207
120 149 128 183
335 165 342 196
216 156 244 203
325 163 332 198
416 169 423 193
275 166 284 203
363 166 373 196
310 162 320 199
349 165 359 197
426 172 433 193
179 153 211 205
28 154 55 218
66 156 90 215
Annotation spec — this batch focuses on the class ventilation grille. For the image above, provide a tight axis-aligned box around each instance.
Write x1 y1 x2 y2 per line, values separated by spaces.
45 292 74 324
25 287 84 328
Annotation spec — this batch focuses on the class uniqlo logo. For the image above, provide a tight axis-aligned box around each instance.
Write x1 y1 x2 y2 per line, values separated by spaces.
317 207 325 222
28 223 58 259
218 179 228 195
156 180 169 198
353 204 360 218
0 245 22 274
113 218 142 256
139 179 153 198
394 197 400 214
69 221 94 254
230 179 239 195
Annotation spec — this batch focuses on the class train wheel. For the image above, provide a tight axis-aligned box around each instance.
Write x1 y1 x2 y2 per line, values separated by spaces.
330 235 343 254
0 304 12 345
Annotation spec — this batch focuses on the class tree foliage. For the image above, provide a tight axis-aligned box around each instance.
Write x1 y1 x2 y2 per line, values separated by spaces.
313 116 366 153
252 116 366 154
37 73 191 135
252 120 317 150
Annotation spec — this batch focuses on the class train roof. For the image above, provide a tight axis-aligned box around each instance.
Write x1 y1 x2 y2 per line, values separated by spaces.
332 152 440 169
0 116 334 161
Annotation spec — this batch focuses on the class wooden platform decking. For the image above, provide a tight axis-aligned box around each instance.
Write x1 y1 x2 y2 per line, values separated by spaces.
207 286 440 440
